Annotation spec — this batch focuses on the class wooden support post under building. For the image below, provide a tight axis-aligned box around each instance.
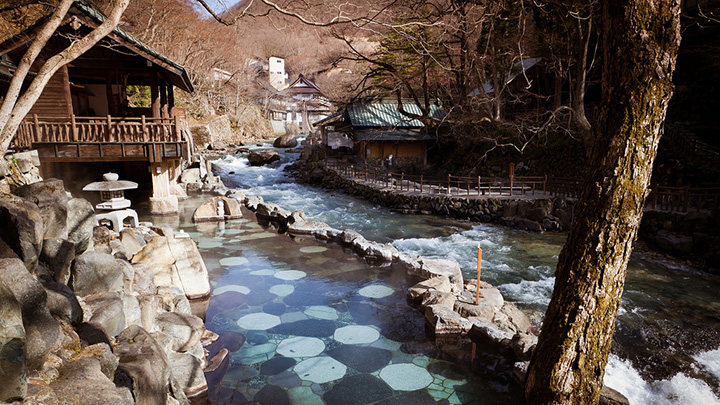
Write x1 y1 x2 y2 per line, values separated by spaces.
150 68 161 118
160 81 168 118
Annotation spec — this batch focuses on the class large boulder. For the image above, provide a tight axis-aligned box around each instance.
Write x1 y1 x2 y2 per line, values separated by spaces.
70 251 125 297
0 257 61 370
39 238 75 284
17 179 68 240
273 134 298 148
66 198 95 255
192 196 243 223
287 220 331 236
168 237 211 299
154 312 205 352
40 275 83 326
424 305 472 336
0 279 26 403
408 258 464 291
115 325 187 405
48 344 131 405
167 352 208 400
0 193 43 271
84 292 126 337
131 236 180 290
407 276 452 307
247 149 280 166
256 202 291 223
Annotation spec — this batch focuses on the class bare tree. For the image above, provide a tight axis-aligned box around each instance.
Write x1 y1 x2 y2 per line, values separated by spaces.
0 0 130 157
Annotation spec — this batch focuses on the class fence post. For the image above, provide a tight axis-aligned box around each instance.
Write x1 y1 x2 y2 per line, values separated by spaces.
682 186 690 213
478 176 482 196
544 175 547 196
652 187 657 210
420 175 424 194
400 173 404 191
509 163 515 196
447 175 451 195
33 114 40 141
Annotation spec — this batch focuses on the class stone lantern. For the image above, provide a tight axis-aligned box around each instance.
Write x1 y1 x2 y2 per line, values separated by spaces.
83 172 139 230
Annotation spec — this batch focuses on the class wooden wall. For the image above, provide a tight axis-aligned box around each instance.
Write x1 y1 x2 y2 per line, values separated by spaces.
364 142 425 159
28 65 72 117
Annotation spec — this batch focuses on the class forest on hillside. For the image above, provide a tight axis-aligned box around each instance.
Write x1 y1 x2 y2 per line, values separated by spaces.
2 0 719 176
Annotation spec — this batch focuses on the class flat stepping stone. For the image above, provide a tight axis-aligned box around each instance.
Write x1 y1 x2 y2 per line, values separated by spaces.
260 356 297 376
299 246 327 254
379 363 433 391
253 384 290 405
214 285 250 295
276 337 326 358
327 345 392 373
304 306 338 320
250 269 275 276
219 257 249 267
233 342 277 365
322 374 393 405
358 285 395 299
373 390 438 405
269 319 336 338
334 325 380 345
237 313 281 330
288 386 323 405
238 232 276 241
262 302 287 316
274 270 306 281
198 240 223 249
269 284 294 296
294 357 347 384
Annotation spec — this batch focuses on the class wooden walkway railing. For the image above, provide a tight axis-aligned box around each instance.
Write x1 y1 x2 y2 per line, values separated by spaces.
12 114 185 150
326 160 548 197
648 186 720 213
664 123 720 171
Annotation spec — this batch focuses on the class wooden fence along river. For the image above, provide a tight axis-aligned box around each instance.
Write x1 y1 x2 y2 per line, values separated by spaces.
325 160 720 214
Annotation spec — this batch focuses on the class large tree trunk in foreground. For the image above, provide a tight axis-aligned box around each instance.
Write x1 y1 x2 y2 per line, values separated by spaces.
524 0 681 404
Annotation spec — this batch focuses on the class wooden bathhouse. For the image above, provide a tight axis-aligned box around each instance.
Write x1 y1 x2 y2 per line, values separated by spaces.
1 0 195 213
315 99 443 168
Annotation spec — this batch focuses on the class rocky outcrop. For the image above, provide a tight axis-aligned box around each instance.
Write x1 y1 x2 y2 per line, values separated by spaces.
273 134 298 148
192 196 243 223
248 149 280 166
67 198 95 255
0 279 26 403
0 193 44 271
70 251 125 297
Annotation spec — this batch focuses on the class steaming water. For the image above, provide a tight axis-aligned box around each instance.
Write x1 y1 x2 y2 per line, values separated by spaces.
204 143 720 404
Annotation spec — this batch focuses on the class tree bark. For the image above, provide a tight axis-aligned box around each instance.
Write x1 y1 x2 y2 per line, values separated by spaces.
0 0 130 156
524 0 681 404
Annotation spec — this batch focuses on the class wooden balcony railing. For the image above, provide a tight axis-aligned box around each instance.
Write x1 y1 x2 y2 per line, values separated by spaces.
12 114 187 150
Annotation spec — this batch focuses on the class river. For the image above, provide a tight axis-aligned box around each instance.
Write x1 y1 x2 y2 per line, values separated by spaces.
151 142 720 404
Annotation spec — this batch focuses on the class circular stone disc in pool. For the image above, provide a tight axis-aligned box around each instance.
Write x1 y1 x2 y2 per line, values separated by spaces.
294 357 347 384
250 269 276 276
379 363 433 391
214 285 250 295
219 257 249 267
197 240 223 249
237 313 281 330
299 246 328 254
334 325 380 345
274 270 306 281
276 336 326 358
269 284 295 296
304 306 338 320
357 285 395 299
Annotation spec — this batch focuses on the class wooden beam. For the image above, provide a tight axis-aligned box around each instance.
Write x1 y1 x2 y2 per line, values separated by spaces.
160 80 168 118
150 67 161 118
61 65 73 117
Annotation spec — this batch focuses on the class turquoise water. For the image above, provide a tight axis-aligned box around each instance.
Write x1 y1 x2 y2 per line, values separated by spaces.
147 143 720 404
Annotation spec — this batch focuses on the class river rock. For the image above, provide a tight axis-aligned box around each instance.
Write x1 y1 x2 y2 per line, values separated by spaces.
453 300 495 320
509 332 537 361
0 279 26 403
600 385 630 405
131 236 180 290
424 305 472 336
0 192 43 271
288 210 307 224
49 345 132 405
39 238 75 284
501 302 532 333
121 293 142 329
340 229 364 244
419 290 456 310
40 275 83 325
408 258 464 291
192 196 242 222
273 134 298 148
84 292 125 337
115 325 187 405
245 195 264 211
154 312 204 352
655 230 693 255
167 352 208 399
516 218 543 232
71 251 125 297
66 198 95 255
248 150 280 166
287 220 331 235
467 317 513 355
256 202 291 223
180 168 201 184
92 226 113 254
407 276 452 307
0 257 60 370
17 179 68 240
